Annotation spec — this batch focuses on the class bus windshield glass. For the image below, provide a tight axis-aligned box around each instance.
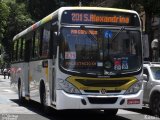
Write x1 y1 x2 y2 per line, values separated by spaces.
59 27 142 75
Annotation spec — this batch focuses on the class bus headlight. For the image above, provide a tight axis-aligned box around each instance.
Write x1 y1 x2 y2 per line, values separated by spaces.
58 78 81 94
125 80 143 94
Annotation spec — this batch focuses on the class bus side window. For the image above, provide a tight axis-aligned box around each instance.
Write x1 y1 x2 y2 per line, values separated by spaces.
18 39 23 61
13 41 17 62
49 31 57 59
21 39 25 60
49 24 58 59
19 39 23 60
25 39 31 62
42 29 50 58
32 33 35 59
15 40 19 61
34 30 41 59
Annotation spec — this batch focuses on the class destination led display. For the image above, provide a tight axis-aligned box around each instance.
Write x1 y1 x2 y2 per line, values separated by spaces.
70 29 98 35
71 13 130 24
61 10 140 26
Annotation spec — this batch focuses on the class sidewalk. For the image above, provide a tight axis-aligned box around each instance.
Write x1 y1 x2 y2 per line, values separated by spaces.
0 75 10 82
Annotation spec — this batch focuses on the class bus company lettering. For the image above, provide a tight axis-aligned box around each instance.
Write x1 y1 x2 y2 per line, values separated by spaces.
71 13 130 24
65 61 96 66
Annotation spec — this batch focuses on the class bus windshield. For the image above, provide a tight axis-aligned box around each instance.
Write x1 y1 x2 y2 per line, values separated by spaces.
59 27 142 76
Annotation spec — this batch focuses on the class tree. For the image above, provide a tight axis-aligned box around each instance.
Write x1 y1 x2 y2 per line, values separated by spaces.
27 0 94 20
1 1 33 63
61 0 93 6
28 0 58 20
0 1 9 43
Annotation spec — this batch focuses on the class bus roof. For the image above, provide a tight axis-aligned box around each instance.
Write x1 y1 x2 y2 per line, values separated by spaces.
13 7 138 41
59 7 137 14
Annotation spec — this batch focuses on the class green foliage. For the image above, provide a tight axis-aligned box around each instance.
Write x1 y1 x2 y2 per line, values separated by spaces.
8 2 33 33
61 0 80 6
1 1 33 63
28 0 58 20
0 1 9 42
61 0 92 6
27 0 93 20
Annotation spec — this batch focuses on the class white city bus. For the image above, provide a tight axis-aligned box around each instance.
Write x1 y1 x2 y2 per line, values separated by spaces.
11 7 143 115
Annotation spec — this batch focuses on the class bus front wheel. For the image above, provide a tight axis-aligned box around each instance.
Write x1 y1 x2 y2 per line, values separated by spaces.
40 82 49 113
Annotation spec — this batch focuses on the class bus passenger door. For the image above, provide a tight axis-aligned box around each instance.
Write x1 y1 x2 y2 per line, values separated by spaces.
50 30 57 103
24 39 31 98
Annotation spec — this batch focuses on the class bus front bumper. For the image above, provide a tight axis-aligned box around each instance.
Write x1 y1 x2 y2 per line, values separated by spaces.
55 90 143 110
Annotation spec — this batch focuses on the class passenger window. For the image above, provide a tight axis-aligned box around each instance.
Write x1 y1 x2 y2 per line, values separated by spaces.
34 32 40 58
21 39 25 60
13 41 17 61
31 31 40 59
42 29 50 58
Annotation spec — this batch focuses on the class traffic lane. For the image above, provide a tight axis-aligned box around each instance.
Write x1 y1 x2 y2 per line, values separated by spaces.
1 92 158 120
0 76 51 120
124 107 160 120
0 90 156 119
12 99 129 120
0 76 159 120
13 99 157 120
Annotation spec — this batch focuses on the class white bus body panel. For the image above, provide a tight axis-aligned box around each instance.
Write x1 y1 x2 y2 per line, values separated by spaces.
28 59 52 103
56 90 143 110
11 62 29 97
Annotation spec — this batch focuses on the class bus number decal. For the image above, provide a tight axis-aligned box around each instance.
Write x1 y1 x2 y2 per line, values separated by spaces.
122 57 128 69
72 13 83 22
65 52 76 59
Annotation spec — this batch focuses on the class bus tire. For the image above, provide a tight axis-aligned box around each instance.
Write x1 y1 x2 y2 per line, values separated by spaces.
150 92 160 117
40 82 50 113
18 79 24 104
104 109 118 117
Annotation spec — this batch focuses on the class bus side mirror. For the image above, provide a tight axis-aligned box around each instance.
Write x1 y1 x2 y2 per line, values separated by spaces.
143 74 148 81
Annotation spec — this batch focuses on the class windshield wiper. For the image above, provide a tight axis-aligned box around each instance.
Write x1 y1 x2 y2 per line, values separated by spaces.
106 26 125 56
110 26 125 41
80 25 97 42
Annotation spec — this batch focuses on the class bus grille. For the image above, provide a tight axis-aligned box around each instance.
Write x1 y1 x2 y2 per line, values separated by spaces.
76 79 129 87
88 97 118 104
84 90 121 93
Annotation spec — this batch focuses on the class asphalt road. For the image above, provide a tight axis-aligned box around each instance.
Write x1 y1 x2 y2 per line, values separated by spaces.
0 75 159 120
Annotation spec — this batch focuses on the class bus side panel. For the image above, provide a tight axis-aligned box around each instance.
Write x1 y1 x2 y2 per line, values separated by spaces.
28 60 49 103
48 59 54 105
11 62 28 97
